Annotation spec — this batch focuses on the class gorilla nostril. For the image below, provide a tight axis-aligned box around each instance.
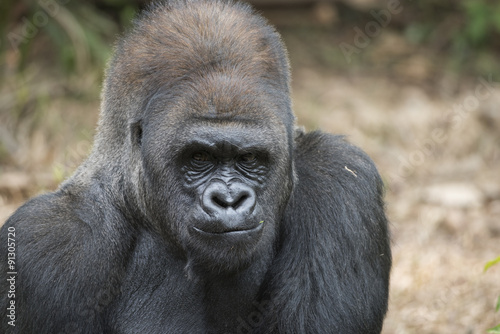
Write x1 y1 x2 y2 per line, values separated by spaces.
233 194 249 209
211 193 248 209
202 183 256 214
232 189 256 213
212 195 229 209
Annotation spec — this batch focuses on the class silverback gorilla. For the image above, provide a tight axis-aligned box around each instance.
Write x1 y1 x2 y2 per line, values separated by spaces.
0 1 391 333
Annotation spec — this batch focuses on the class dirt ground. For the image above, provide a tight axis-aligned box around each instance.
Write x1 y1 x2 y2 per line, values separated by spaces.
1 23 499 333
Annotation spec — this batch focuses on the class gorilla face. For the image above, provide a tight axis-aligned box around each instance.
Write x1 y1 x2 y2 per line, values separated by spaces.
135 78 294 271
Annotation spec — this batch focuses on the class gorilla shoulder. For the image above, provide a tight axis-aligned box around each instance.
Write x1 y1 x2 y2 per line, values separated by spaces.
0 188 134 332
3 191 92 248
295 130 384 191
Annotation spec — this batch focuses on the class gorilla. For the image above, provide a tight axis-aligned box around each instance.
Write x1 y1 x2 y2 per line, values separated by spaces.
0 1 391 333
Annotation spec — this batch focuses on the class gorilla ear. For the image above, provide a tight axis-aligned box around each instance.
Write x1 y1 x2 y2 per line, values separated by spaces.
130 120 143 147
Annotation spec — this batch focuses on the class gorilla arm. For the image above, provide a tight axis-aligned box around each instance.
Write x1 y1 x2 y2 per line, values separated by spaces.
259 131 391 334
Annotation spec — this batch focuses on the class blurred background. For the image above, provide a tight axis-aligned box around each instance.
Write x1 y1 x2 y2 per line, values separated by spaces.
0 0 499 332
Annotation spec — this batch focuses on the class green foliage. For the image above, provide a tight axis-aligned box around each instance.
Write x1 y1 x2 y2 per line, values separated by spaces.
488 324 500 334
396 0 500 73
404 23 433 45
485 256 500 333
462 1 491 45
461 0 500 47
485 256 500 272
0 0 140 73
401 0 500 49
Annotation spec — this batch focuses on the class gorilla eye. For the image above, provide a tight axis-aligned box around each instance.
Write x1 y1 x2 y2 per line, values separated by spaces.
240 153 257 163
192 152 211 162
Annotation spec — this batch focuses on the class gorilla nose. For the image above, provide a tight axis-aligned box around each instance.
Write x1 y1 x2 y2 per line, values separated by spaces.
202 182 256 216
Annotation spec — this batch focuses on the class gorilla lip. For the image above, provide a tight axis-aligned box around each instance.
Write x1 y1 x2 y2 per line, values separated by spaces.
192 222 263 235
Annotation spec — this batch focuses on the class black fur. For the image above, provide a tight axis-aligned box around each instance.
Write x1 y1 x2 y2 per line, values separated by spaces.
0 1 391 333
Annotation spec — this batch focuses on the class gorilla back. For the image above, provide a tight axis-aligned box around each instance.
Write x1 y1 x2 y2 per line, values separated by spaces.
0 1 391 333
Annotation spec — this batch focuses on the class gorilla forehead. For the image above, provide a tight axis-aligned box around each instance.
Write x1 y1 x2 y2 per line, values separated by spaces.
143 100 288 157
144 72 286 125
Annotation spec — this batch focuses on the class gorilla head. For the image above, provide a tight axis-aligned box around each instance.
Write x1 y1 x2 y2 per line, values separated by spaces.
87 1 295 271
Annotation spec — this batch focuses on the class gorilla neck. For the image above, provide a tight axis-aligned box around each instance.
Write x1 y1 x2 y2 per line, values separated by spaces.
196 254 272 332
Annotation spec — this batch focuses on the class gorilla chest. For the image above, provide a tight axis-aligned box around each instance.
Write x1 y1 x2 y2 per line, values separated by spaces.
109 271 206 333
108 237 264 333
110 270 262 334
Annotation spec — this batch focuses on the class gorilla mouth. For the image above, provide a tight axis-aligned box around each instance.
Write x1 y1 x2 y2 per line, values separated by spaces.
192 222 263 236
191 223 264 246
